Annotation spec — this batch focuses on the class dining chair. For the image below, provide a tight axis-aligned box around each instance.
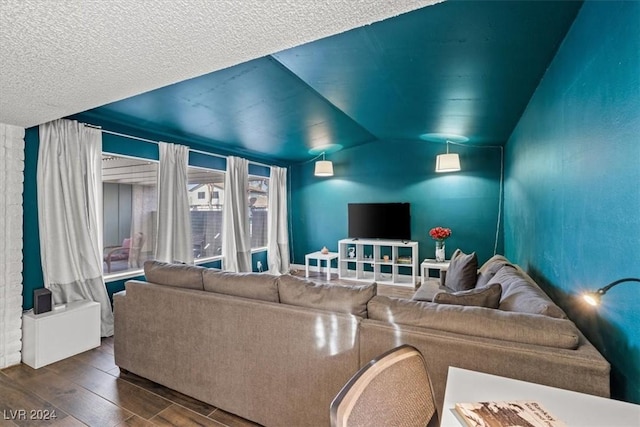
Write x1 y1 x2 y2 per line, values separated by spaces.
330 344 438 427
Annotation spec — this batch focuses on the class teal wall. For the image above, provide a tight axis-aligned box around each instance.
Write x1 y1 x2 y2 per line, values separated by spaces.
23 127 42 310
290 139 503 267
22 123 270 310
504 1 640 403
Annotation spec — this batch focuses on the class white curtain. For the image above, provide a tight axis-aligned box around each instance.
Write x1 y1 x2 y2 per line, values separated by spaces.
222 156 251 272
267 166 290 275
0 123 25 368
155 142 193 264
37 119 113 337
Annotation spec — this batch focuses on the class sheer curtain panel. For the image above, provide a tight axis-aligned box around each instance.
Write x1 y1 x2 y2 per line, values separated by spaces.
155 142 193 264
267 166 290 275
37 119 114 337
222 156 251 272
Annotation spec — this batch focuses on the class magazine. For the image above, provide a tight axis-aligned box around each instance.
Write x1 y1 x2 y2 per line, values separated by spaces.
455 400 566 427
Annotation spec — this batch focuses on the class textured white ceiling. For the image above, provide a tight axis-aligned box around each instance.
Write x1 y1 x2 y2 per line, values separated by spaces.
0 0 440 128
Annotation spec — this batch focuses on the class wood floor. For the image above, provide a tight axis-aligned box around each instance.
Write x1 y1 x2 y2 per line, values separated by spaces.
0 336 262 427
0 271 417 427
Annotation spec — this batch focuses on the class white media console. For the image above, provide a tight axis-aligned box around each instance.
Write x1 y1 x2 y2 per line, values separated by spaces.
338 238 418 287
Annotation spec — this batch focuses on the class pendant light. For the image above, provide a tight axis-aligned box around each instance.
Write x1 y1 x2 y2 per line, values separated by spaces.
435 141 461 173
314 152 334 177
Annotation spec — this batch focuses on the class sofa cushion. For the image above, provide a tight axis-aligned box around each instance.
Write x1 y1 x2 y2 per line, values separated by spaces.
433 283 502 308
143 260 206 290
444 249 478 291
202 270 280 303
367 296 579 349
412 282 454 302
476 255 511 288
489 266 567 319
277 274 376 317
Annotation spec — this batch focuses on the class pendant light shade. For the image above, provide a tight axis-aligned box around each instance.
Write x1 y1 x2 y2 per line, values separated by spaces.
314 152 334 177
435 141 461 173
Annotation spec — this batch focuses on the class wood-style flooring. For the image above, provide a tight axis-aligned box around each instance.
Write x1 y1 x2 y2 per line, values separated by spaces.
0 336 261 427
0 271 417 427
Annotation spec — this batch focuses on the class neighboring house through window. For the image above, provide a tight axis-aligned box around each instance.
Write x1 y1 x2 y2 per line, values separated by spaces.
248 176 269 249
188 166 225 260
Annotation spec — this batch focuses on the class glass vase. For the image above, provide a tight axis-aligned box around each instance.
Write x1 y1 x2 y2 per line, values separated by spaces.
435 240 445 262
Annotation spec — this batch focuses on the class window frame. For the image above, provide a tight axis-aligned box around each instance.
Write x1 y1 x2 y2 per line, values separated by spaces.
102 151 271 282
102 151 159 282
187 164 226 264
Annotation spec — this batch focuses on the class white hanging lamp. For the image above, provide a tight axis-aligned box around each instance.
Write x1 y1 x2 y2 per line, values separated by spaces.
435 141 461 173
314 152 334 177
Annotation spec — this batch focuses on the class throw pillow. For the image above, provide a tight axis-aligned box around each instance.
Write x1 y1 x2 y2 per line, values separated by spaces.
433 283 502 308
444 249 478 292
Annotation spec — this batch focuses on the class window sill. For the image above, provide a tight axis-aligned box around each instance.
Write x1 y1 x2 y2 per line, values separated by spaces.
104 269 144 283
104 249 267 283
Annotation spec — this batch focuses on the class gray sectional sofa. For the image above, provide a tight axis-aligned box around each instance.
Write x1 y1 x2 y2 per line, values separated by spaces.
113 257 610 427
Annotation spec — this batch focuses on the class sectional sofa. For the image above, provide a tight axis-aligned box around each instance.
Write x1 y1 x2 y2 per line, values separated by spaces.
113 258 610 427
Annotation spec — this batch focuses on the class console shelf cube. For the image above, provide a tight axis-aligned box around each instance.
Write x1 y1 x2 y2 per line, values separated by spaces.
338 238 418 288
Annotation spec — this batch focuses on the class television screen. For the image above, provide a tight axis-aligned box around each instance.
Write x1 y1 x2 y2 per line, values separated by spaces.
348 203 411 240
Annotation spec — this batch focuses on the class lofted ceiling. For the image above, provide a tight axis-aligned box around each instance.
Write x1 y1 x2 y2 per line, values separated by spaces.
0 0 438 128
5 1 583 163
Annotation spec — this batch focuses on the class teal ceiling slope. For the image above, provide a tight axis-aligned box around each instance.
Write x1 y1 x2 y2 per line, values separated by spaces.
81 56 375 162
273 0 582 145
76 0 581 161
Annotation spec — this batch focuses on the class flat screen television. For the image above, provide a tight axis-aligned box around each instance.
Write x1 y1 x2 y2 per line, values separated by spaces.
348 203 411 240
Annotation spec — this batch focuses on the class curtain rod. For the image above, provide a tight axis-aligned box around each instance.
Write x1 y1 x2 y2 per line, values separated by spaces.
82 123 273 169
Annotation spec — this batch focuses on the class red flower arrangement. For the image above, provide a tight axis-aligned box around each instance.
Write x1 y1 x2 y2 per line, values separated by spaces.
429 227 452 241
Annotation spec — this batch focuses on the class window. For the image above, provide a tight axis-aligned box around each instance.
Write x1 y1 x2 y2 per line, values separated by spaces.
188 166 225 260
102 154 158 276
248 176 269 249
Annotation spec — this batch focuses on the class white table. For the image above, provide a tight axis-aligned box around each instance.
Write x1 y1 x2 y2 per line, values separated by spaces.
305 251 339 280
22 300 101 368
441 367 640 427
421 259 450 283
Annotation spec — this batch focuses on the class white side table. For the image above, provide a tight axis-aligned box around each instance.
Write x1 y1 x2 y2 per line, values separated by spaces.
305 251 339 280
420 259 450 283
22 300 101 368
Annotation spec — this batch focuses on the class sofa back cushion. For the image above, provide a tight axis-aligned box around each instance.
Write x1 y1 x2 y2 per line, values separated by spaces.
143 260 206 290
476 255 511 288
202 270 280 302
489 266 567 319
432 283 502 308
278 274 376 317
367 296 579 349
444 249 478 292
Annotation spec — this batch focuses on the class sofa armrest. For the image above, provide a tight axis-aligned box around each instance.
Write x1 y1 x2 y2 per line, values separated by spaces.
113 289 128 369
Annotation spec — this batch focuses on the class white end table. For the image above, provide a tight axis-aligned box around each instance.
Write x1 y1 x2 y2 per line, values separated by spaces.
420 259 450 283
22 300 101 368
305 251 339 280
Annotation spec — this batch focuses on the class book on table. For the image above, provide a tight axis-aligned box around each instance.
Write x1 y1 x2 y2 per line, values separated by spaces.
454 400 566 427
